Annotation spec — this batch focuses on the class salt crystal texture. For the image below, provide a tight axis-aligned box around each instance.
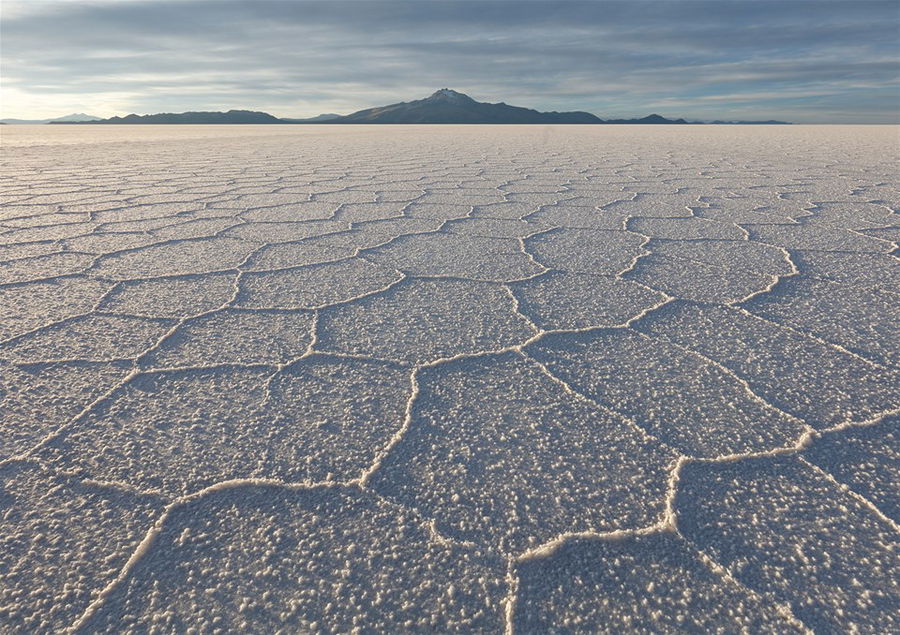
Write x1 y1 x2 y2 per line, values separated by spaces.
1 124 897 632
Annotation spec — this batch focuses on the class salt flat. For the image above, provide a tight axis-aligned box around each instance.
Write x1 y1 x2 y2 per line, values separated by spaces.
0 124 897 633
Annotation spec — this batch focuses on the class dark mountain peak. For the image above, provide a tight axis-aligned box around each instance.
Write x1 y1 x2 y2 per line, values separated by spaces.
332 89 602 124
603 113 688 124
637 113 686 123
426 88 475 104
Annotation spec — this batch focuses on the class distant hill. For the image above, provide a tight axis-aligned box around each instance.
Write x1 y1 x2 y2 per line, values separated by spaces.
53 109 282 124
605 113 688 124
1 113 102 124
39 91 791 125
708 119 791 125
281 113 342 123
51 113 103 123
328 89 603 124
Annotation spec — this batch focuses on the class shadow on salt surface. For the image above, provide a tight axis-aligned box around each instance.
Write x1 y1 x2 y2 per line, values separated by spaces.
139 308 315 368
676 455 900 633
0 461 163 633
524 203 627 231
234 258 403 310
0 252 95 285
635 300 900 428
80 485 506 633
442 216 544 239
0 360 132 460
789 249 900 289
366 232 543 281
0 314 175 363
317 277 536 364
38 356 412 497
514 532 801 632
743 275 899 368
743 222 893 253
90 236 258 279
223 219 347 243
628 216 745 240
370 351 676 554
523 228 644 275
511 271 666 330
98 272 237 318
802 414 899 523
0 275 113 341
527 329 805 457
624 237 794 304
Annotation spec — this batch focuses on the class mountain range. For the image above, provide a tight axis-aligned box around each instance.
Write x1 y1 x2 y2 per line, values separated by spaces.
1 113 102 125
33 90 789 125
85 110 283 124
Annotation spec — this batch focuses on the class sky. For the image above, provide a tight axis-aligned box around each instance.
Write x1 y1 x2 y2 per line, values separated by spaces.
2 0 899 123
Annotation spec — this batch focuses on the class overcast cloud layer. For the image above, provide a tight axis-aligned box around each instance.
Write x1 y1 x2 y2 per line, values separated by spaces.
2 0 898 122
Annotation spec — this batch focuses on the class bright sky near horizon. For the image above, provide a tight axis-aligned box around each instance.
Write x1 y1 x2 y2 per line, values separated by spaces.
2 0 898 123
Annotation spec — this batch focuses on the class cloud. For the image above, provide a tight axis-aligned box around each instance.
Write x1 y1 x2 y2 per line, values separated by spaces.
2 0 898 122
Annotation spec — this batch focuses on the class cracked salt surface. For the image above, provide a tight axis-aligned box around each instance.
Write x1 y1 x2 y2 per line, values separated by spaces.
1 124 898 632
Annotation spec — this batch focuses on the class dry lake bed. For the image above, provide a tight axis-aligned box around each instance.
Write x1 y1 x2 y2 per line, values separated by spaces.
1 124 898 632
